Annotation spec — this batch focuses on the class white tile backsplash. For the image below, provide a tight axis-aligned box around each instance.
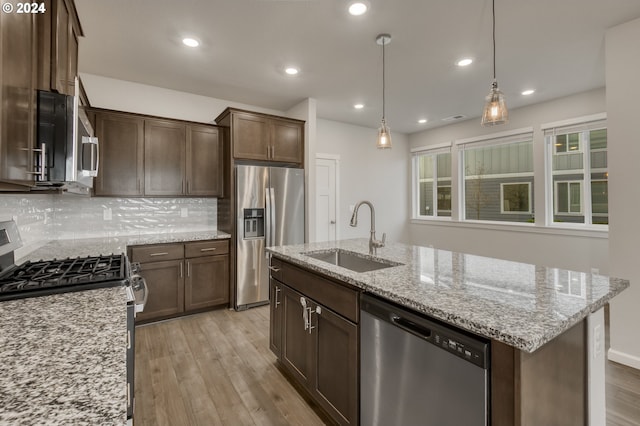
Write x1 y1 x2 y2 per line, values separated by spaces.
0 194 217 247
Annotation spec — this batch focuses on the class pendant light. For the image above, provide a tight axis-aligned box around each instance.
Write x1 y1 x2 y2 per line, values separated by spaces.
376 33 392 149
481 0 508 126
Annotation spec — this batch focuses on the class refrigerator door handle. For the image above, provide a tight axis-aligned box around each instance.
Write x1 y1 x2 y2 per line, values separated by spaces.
265 187 271 257
269 187 276 247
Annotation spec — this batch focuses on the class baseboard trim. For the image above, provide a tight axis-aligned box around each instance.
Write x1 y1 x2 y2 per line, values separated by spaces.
608 348 640 370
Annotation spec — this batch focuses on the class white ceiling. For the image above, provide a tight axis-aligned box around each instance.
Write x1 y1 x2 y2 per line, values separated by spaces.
75 0 640 133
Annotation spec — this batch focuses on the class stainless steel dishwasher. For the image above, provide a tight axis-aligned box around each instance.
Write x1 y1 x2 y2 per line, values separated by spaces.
361 294 490 426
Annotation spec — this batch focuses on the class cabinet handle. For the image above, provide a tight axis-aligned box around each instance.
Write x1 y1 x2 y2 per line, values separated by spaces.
187 261 191 277
149 252 169 257
200 247 217 252
180 262 184 278
300 297 309 330
186 180 190 194
268 265 280 273
307 305 320 334
275 286 281 307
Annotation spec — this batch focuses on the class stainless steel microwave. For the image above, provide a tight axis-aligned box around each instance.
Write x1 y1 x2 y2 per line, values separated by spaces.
35 80 98 193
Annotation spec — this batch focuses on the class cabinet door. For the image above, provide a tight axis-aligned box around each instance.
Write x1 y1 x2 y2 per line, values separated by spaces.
271 119 303 164
0 11 36 185
185 255 229 311
281 284 314 388
144 119 186 196
312 306 359 426
136 259 185 323
232 113 269 161
50 0 69 95
94 112 144 196
269 278 284 359
66 22 78 96
186 125 221 196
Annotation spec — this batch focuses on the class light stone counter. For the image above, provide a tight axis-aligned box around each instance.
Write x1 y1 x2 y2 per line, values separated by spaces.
16 229 231 263
267 238 630 353
0 287 128 424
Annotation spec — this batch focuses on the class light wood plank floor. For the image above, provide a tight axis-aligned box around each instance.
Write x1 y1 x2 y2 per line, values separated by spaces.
135 306 640 426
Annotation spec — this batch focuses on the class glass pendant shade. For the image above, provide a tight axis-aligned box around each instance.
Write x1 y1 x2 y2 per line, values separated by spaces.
376 119 392 149
481 80 508 126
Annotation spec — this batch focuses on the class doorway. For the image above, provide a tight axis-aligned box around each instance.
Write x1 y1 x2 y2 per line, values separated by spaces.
315 155 339 242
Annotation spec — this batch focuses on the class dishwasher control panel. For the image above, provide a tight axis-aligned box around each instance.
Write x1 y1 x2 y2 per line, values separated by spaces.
433 333 487 368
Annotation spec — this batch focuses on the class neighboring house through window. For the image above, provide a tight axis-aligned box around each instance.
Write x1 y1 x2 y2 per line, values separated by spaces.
413 145 451 218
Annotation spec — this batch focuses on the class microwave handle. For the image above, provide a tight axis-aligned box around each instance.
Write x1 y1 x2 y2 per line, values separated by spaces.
82 136 99 176
93 138 100 176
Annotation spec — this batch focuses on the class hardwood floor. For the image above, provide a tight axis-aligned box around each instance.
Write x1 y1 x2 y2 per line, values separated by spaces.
135 306 640 426
134 306 327 426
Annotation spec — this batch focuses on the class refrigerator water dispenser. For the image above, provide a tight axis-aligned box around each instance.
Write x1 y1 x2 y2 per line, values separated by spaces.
243 208 264 239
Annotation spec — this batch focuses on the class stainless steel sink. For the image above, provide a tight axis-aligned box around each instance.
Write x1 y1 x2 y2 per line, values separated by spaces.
302 249 402 273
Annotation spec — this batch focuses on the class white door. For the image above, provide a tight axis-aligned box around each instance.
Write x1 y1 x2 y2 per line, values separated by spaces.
315 156 338 242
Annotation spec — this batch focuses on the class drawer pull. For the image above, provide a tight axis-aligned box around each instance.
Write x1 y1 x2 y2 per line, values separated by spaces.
149 252 169 257
200 248 217 252
268 266 281 273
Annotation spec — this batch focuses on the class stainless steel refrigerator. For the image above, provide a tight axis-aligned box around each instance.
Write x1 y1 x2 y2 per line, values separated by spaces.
235 165 305 309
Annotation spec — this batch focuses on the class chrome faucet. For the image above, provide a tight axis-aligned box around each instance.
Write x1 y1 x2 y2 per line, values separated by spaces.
349 200 386 255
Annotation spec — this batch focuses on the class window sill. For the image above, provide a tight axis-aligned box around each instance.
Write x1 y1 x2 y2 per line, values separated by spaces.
409 218 608 239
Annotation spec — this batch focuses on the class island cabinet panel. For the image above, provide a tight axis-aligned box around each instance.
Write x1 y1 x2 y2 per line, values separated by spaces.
144 119 186 196
94 112 145 196
490 320 586 426
130 240 230 323
270 258 359 426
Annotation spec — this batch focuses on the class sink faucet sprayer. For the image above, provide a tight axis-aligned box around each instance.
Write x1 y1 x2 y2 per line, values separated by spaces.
349 200 386 255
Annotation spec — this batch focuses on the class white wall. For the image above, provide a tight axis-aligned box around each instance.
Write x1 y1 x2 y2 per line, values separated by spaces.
406 88 610 273
314 119 410 243
606 17 640 369
81 73 284 123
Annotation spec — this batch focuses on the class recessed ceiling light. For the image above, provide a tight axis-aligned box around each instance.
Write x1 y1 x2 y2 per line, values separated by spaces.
456 58 473 67
348 1 368 16
418 119 428 124
182 38 200 48
354 104 364 109
285 67 299 75
522 89 535 96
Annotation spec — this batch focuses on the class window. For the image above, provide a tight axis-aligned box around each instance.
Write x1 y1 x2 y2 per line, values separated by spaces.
459 131 534 223
501 182 531 214
413 148 451 218
545 117 607 225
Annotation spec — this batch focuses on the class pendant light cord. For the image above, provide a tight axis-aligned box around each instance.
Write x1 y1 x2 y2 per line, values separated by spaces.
382 39 386 121
492 0 496 81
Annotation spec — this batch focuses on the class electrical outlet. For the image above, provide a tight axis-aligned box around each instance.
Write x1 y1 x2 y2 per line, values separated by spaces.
103 208 112 221
180 207 188 218
593 324 602 358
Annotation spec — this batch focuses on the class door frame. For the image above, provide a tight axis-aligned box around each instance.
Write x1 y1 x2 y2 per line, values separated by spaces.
315 153 340 242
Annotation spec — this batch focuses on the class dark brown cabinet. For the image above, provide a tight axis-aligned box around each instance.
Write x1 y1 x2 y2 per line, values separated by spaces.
94 111 145 196
93 109 222 197
38 0 81 96
270 259 359 426
130 239 230 323
0 10 37 189
216 108 304 165
144 119 186 196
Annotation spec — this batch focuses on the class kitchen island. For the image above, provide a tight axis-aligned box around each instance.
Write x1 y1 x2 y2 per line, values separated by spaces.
267 238 630 426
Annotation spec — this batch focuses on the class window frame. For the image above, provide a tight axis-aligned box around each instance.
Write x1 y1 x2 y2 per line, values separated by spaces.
411 143 452 220
543 114 607 228
500 182 532 214
554 180 583 215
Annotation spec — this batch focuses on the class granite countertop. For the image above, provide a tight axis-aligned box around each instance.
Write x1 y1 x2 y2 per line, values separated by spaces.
267 239 630 353
16 229 231 263
0 287 129 424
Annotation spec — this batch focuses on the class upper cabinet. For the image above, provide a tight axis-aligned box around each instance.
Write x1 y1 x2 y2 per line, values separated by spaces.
92 109 222 198
38 0 82 96
0 11 38 190
215 108 304 166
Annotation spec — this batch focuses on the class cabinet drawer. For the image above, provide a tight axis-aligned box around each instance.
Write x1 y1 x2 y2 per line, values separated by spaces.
281 261 359 323
185 240 229 258
130 243 184 263
269 257 284 282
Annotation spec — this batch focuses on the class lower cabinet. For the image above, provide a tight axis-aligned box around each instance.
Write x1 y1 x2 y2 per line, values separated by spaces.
270 258 359 426
129 239 229 323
